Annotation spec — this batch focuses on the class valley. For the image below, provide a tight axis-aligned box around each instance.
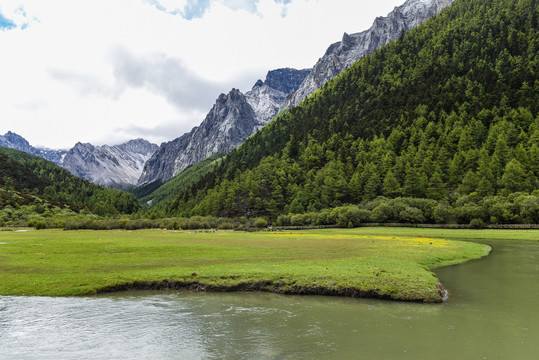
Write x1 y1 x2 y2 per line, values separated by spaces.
0 227 492 301
0 0 539 360
1 0 536 244
1 0 538 357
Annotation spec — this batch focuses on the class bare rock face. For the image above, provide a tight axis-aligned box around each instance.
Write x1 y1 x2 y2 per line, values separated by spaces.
63 139 158 189
172 89 257 175
281 0 454 110
0 131 33 153
137 89 258 185
246 68 311 125
138 68 309 185
137 132 195 186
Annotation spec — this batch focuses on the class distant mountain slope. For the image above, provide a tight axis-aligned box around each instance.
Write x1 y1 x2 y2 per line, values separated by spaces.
167 0 539 224
0 147 140 215
0 132 159 189
1 152 58 212
63 139 159 189
138 68 310 185
281 0 454 110
0 152 48 195
0 131 66 166
132 152 222 211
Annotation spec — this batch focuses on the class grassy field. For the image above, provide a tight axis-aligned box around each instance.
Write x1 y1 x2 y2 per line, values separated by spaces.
350 227 539 242
0 227 507 301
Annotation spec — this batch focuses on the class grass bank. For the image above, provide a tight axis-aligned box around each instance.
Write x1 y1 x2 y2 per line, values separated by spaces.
341 227 539 242
0 228 493 302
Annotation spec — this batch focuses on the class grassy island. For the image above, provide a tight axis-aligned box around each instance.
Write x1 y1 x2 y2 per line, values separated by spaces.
0 228 493 302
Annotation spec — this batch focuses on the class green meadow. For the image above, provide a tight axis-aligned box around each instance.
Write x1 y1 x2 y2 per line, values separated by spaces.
0 228 505 302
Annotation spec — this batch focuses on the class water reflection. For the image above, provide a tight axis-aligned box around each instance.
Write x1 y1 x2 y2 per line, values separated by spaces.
1 240 538 359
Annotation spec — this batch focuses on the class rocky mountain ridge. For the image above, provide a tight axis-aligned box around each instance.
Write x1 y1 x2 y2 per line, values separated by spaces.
281 0 454 110
1 132 158 189
137 68 310 185
0 131 67 166
62 139 159 189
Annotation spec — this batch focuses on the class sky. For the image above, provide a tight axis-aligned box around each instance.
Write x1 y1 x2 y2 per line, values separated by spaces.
0 0 404 149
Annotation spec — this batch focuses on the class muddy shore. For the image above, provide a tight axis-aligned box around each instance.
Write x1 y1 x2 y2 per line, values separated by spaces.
97 279 447 303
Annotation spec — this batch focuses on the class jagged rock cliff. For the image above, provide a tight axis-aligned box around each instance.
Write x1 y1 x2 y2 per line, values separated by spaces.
137 132 195 185
281 0 454 109
0 131 66 166
63 139 159 189
138 68 310 185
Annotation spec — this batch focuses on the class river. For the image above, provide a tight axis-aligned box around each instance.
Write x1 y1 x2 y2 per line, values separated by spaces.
1 240 538 359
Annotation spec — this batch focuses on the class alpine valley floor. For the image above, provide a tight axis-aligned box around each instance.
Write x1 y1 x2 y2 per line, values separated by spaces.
0 227 501 302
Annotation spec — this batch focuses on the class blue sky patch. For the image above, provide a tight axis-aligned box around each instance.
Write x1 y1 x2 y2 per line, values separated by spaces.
0 11 16 30
183 0 212 20
173 0 294 20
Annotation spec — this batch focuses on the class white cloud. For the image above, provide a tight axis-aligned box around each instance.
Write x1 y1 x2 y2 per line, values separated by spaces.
110 47 225 110
0 0 404 149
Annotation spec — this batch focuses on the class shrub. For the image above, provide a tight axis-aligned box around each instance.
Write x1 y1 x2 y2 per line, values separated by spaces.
34 221 47 230
357 209 373 223
455 204 484 224
372 203 394 222
398 206 425 224
517 195 539 223
276 215 291 226
53 220 66 228
217 221 235 230
470 218 485 229
166 221 178 230
433 202 455 224
290 214 307 226
315 209 332 225
329 207 346 227
253 218 268 228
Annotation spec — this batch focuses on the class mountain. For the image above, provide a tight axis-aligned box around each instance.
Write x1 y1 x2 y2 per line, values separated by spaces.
131 152 222 211
166 0 539 225
0 132 157 189
0 147 140 216
281 0 454 110
62 139 159 189
0 131 67 166
137 0 451 186
137 68 310 185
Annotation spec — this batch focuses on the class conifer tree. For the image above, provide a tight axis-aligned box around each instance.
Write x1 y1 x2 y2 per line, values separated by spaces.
403 166 423 198
500 159 527 193
426 172 445 200
382 170 401 198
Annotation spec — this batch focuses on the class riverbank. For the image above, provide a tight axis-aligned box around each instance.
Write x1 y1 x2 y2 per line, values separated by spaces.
96 279 448 302
0 228 493 302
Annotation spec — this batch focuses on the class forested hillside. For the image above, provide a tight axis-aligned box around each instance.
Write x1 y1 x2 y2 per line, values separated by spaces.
132 153 222 211
0 147 140 218
167 0 539 225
